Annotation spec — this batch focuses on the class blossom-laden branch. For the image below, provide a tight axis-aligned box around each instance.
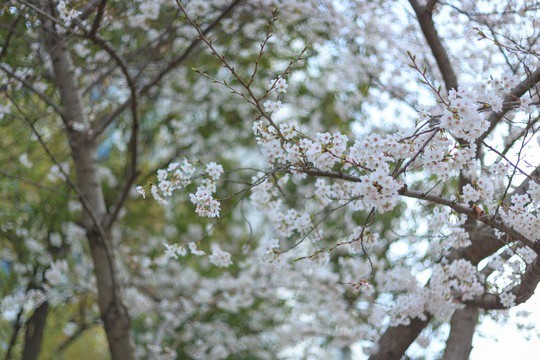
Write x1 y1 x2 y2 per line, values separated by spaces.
297 165 538 251
176 1 308 141
134 3 540 360
464 254 540 309
480 65 540 141
400 188 537 249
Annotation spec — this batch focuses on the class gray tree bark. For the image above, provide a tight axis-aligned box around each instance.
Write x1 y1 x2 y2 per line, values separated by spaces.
37 4 136 359
369 316 432 360
442 305 479 360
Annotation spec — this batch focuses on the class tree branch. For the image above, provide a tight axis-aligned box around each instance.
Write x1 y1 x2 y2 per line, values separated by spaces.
80 31 141 229
400 188 536 249
89 0 108 37
76 0 103 22
0 14 23 62
0 64 66 120
369 164 539 359
369 316 431 360
480 65 540 141
425 0 439 12
464 254 540 309
4 307 24 360
409 0 458 92
293 165 538 251
93 0 245 137
442 305 478 360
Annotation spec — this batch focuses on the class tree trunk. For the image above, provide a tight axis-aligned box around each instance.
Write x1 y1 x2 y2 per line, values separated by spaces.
39 7 136 360
22 301 49 360
443 305 479 360
369 316 431 360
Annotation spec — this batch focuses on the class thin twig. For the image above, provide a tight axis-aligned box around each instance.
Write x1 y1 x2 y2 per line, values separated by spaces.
0 169 76 198
92 0 245 137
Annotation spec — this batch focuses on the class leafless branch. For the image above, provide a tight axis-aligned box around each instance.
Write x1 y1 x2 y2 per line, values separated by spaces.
81 32 141 229
6 93 117 296
0 169 76 198
89 0 108 37
0 14 23 62
409 0 458 92
0 64 66 119
93 0 245 137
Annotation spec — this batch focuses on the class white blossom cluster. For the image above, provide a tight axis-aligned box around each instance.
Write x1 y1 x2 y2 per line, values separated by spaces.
390 259 484 326
263 77 288 113
439 73 519 142
457 161 511 215
500 189 540 241
164 241 207 259
56 0 81 24
419 136 477 178
257 238 280 263
141 159 224 218
208 244 233 268
163 241 233 268
516 246 537 265
252 120 405 213
45 259 69 286
267 77 288 93
250 178 317 239
189 182 221 218
144 159 196 205
440 89 490 142
499 291 516 308
424 209 473 251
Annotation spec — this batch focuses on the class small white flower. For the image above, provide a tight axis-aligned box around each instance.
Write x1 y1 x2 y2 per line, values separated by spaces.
275 78 288 93
136 186 145 198
205 162 224 180
209 246 232 267
271 100 282 112
268 77 288 93
188 242 206 256
517 247 536 264
500 291 516 308
151 184 168 205
157 169 167 182
263 100 273 112
263 100 281 113
462 184 480 203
